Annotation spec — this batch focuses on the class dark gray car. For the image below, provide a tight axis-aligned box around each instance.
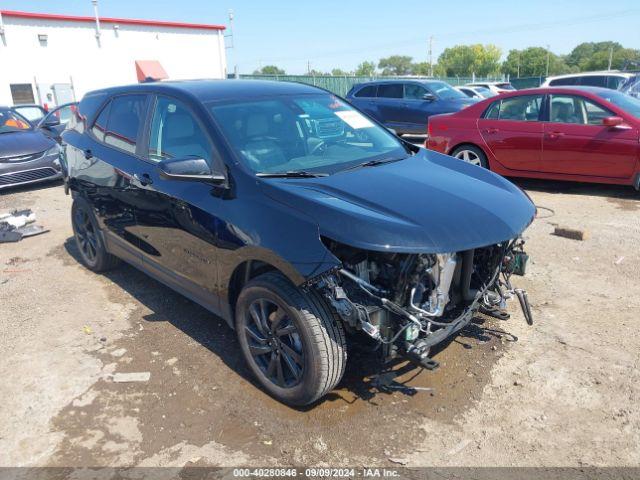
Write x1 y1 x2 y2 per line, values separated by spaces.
0 107 62 190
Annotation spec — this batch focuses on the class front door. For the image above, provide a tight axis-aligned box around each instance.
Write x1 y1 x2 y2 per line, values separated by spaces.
477 94 544 172
375 83 406 130
540 94 639 178
131 95 223 311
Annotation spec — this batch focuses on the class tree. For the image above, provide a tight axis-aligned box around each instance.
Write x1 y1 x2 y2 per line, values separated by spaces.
354 61 376 76
567 42 640 71
437 44 502 76
378 55 414 76
411 62 431 76
331 68 350 76
502 47 572 77
253 65 285 75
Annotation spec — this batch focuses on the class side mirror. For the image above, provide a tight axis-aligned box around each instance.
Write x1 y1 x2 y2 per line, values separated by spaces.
602 116 625 128
158 157 226 184
422 93 436 102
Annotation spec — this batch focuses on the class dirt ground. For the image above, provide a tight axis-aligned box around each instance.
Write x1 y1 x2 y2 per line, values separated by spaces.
0 176 639 468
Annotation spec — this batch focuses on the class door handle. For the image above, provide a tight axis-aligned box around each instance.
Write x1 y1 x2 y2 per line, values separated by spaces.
83 149 93 159
485 128 499 134
547 131 565 139
133 173 153 186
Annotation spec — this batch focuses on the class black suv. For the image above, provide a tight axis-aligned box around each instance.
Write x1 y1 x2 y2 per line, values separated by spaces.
62 80 535 406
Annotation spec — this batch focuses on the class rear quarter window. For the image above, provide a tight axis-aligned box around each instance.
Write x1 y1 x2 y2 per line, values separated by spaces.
354 85 377 98
69 93 108 134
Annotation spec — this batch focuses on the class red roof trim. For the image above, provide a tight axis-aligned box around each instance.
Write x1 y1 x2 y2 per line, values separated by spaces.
0 10 225 31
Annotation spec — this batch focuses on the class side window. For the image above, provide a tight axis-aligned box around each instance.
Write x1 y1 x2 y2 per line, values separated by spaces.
404 84 428 100
484 100 500 119
104 95 147 154
355 85 377 98
377 84 403 99
148 96 212 164
549 77 577 86
550 95 613 125
495 95 542 121
607 76 625 89
91 101 110 142
580 76 606 87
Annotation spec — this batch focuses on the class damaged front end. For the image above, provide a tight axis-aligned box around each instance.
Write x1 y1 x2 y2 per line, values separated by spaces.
312 238 532 369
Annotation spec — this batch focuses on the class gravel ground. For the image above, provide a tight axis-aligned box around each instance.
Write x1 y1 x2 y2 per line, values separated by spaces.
0 177 638 468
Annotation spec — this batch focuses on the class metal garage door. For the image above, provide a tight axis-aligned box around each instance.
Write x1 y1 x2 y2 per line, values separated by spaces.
10 84 36 105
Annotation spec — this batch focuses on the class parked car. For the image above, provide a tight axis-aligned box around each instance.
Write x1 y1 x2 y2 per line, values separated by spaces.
10 104 48 124
455 86 498 99
36 102 78 144
465 82 515 95
0 107 62 190
346 80 477 135
62 80 535 406
541 71 634 90
426 86 640 189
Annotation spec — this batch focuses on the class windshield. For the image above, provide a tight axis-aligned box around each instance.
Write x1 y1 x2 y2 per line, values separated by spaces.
476 87 498 98
429 81 466 100
596 90 640 119
0 109 32 133
209 94 407 175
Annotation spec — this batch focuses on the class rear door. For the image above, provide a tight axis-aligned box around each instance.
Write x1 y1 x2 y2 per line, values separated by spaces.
540 94 639 178
77 94 150 264
477 94 544 171
375 83 405 129
130 95 225 313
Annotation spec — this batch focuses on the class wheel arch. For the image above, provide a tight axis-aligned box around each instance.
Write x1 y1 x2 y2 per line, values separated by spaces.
447 142 492 169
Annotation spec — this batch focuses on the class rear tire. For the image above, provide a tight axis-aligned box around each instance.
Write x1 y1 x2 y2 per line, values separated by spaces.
71 198 120 272
451 145 488 169
235 271 347 406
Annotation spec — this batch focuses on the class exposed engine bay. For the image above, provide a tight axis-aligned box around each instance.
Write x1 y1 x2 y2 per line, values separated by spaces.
314 238 532 369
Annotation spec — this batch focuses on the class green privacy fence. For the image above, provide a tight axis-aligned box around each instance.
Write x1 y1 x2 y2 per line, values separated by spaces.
238 74 544 96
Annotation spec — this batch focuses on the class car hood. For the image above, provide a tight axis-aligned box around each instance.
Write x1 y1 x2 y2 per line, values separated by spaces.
0 130 54 159
261 150 536 253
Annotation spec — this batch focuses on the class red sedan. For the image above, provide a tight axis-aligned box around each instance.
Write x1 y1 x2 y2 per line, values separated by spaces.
426 87 640 188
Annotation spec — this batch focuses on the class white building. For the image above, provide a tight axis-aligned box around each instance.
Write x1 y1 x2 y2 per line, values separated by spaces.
0 9 227 107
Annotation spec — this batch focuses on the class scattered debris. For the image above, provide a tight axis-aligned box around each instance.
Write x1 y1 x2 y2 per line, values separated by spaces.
371 372 434 395
0 209 49 243
553 226 589 241
614 256 625 265
388 457 408 465
112 372 151 383
165 357 178 366
263 440 273 446
83 325 93 335
110 348 127 357
99 337 107 343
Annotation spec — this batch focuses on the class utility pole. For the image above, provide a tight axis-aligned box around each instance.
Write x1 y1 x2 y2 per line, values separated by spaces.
608 46 613 71
307 60 311 75
517 51 520 78
545 44 550 77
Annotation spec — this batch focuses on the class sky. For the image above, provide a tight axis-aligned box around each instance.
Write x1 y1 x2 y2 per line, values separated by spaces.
2 0 640 74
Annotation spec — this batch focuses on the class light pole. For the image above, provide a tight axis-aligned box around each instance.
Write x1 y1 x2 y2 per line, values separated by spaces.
92 0 101 47
225 10 237 78
545 44 550 77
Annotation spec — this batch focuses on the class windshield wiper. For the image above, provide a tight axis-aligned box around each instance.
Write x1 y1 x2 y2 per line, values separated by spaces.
256 171 329 178
341 156 407 172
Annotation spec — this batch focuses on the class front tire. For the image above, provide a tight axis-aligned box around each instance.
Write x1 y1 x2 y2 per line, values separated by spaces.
451 145 488 168
235 271 347 406
71 198 120 272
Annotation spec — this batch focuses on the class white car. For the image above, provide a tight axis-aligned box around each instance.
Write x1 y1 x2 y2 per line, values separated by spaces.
455 86 498 99
465 82 515 95
541 71 634 90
